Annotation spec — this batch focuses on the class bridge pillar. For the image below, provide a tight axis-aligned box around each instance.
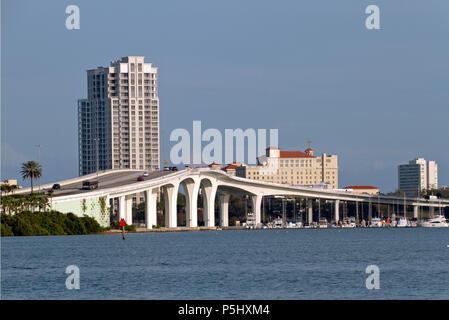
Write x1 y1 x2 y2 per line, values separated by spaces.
335 199 340 224
251 194 263 226
308 199 313 225
201 182 217 227
183 179 200 228
219 193 231 227
145 188 158 229
164 184 179 228
118 196 126 222
413 205 419 219
125 195 133 225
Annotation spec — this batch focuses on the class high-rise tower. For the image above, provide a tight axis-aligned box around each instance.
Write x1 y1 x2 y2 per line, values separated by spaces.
78 56 160 175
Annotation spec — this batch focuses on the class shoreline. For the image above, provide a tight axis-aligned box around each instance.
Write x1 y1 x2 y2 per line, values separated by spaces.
2 225 446 237
102 226 247 234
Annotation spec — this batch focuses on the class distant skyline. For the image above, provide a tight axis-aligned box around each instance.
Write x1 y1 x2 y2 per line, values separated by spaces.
2 0 448 192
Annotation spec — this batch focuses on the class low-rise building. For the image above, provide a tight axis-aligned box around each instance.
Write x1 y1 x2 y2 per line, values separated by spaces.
221 162 243 175
343 185 379 195
235 145 339 188
0 179 18 186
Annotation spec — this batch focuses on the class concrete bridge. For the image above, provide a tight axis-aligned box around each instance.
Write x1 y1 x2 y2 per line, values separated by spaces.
28 168 449 228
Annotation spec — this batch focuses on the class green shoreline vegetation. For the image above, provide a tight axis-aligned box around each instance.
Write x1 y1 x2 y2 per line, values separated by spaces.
1 211 104 237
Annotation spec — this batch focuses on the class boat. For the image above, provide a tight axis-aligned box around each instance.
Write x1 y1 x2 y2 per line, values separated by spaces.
396 217 409 228
287 221 302 228
342 217 356 228
342 222 356 228
419 215 449 228
390 220 397 227
273 217 284 229
245 212 257 229
369 218 382 228
319 219 328 229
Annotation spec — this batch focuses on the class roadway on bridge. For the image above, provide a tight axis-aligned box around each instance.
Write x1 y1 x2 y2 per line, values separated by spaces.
50 170 173 197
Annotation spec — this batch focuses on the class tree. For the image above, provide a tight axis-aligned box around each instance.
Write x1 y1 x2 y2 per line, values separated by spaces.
47 189 54 210
1 184 10 197
20 161 42 194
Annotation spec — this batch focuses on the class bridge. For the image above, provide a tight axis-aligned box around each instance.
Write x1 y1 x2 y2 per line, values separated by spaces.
19 168 449 228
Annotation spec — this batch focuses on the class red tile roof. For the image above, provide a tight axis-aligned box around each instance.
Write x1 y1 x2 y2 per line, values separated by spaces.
208 162 221 167
222 164 237 170
344 186 379 190
279 151 315 158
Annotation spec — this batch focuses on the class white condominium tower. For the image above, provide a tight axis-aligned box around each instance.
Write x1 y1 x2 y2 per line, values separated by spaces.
398 158 438 197
78 56 160 176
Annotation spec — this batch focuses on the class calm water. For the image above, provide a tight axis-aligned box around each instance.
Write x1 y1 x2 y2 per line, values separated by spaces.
1 229 449 299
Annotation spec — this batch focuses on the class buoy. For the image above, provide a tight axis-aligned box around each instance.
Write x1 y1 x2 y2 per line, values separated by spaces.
119 219 126 240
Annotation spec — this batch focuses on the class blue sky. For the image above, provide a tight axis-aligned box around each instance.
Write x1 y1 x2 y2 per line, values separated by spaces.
1 0 448 192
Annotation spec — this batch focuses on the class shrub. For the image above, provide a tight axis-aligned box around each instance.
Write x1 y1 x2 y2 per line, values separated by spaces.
1 223 14 236
0 211 103 236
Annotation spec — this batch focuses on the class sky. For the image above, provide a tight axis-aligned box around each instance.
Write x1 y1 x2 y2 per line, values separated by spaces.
1 0 448 192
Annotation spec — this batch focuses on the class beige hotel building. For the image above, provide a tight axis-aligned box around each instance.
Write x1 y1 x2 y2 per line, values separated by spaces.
234 146 339 188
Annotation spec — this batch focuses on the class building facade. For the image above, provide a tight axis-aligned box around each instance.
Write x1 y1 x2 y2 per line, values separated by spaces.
235 146 339 188
343 185 379 195
78 56 160 176
398 158 438 197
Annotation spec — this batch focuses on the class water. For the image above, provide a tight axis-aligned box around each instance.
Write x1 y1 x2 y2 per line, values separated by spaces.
1 229 449 299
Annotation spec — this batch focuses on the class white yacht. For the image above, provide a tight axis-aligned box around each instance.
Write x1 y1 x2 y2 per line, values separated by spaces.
342 218 356 228
342 222 357 228
287 221 302 228
396 217 409 228
419 215 449 228
245 212 257 229
273 217 284 229
319 219 328 229
369 218 382 228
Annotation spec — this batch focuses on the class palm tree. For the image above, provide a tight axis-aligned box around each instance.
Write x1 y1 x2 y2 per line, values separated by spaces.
47 188 54 210
9 184 19 194
20 161 42 194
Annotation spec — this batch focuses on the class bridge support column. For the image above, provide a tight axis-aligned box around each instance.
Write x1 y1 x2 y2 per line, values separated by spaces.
164 184 179 228
252 194 263 227
219 193 231 227
202 183 217 227
413 205 419 219
308 199 313 225
118 196 126 222
183 179 200 228
125 195 133 225
335 199 340 224
145 188 158 229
